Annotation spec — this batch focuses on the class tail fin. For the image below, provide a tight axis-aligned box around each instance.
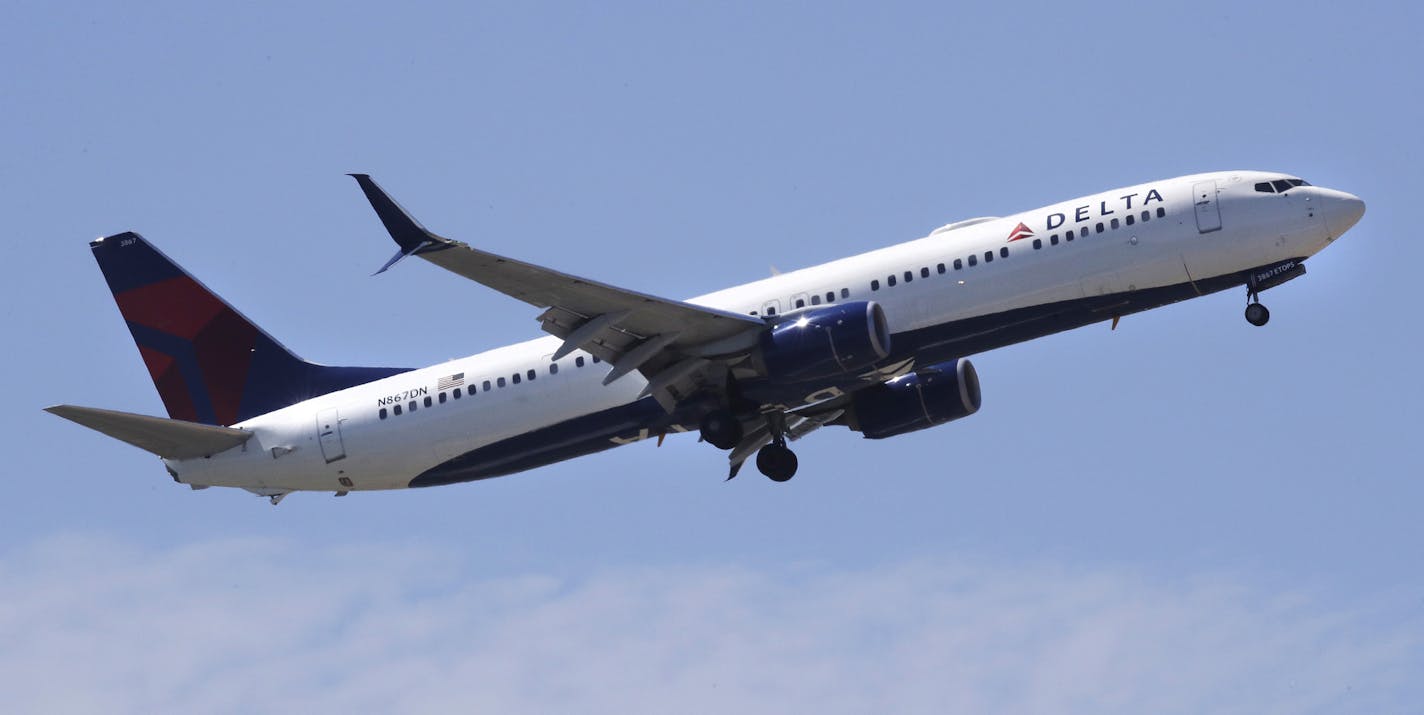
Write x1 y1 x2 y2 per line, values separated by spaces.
90 232 408 426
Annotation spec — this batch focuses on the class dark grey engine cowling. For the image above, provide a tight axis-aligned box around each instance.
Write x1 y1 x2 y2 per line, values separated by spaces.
755 301 892 383
845 359 982 439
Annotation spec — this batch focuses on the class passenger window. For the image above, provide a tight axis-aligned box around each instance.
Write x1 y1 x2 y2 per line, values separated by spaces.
379 407 388 419
497 377 506 387
1156 207 1166 218
527 369 536 381
393 404 402 416
1032 238 1042 249
810 295 821 305
871 279 880 291
840 288 850 299
1080 227 1089 238
1050 234 1059 246
1125 215 1135 226
795 298 805 308
483 380 492 391
999 247 1008 258
1066 231 1074 242
454 388 462 399
968 255 977 266
424 396 432 407
438 393 447 404
887 275 896 287
920 267 930 278
575 356 584 368
903 271 912 283
826 292 835 303
550 363 559 375
1141 210 1150 221
1111 218 1120 229
512 373 521 384
592 356 601 363
984 251 993 263
953 258 963 270
937 263 946 274
409 400 417 412
1096 222 1104 233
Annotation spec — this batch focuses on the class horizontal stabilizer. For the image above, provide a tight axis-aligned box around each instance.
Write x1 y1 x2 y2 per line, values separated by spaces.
45 405 253 460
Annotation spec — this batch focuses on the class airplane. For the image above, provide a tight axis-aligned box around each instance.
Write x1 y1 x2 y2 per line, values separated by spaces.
46 171 1364 504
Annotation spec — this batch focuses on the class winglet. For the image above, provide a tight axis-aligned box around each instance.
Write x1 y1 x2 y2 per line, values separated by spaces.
348 174 443 254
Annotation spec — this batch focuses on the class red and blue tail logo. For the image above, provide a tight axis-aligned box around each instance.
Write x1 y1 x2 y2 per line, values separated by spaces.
91 233 407 426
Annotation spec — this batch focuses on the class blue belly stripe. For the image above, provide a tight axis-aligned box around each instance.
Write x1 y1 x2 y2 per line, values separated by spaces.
410 269 1261 488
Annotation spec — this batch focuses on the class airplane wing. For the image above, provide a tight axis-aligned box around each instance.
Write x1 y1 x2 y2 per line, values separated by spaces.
350 175 767 411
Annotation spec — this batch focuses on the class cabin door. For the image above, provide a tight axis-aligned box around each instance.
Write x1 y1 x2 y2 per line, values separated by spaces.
317 408 346 463
1193 180 1222 233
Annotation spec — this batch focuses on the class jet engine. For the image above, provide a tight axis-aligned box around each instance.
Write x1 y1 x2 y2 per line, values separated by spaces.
845 359 981 439
754 301 892 383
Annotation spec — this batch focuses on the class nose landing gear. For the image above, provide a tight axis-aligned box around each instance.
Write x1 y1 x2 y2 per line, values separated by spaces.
1241 259 1307 327
1244 280 1271 327
1245 301 1270 327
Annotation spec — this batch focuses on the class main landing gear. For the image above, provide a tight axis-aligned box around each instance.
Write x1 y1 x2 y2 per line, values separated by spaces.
755 412 798 482
756 441 798 482
1245 285 1271 327
702 407 799 482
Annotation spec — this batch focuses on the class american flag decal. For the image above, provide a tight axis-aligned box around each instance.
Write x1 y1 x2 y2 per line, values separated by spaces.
437 373 465 390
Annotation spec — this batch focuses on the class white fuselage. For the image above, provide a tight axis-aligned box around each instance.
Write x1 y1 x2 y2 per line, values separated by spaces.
168 171 1362 494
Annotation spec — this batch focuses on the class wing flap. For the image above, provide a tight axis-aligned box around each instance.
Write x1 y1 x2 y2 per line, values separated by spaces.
45 405 253 460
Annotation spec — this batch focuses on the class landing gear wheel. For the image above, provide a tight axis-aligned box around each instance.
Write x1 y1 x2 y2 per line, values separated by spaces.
1245 302 1270 327
699 410 743 450
756 443 798 482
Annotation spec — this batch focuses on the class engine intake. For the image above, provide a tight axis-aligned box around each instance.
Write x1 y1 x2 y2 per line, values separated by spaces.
755 301 891 383
846 359 981 439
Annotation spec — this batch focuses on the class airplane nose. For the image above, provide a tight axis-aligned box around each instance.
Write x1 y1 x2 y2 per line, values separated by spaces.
1319 189 1366 238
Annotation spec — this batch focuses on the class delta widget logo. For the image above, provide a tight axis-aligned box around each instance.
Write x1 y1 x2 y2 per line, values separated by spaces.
1006 222 1034 242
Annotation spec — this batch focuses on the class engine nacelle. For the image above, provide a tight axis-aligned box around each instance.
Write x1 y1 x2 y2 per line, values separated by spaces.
755 301 891 383
846 359 981 439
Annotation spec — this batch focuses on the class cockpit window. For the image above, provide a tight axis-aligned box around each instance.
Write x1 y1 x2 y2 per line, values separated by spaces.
1256 178 1312 194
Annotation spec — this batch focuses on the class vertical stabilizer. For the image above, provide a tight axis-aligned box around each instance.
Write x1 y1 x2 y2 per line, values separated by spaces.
90 233 407 425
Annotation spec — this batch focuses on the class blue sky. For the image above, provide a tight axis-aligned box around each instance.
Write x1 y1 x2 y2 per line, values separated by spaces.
4 1 1421 711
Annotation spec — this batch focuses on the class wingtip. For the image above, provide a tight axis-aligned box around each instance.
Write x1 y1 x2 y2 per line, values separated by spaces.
348 173 437 253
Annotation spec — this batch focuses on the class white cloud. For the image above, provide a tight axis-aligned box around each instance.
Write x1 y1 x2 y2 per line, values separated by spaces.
0 536 1416 714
